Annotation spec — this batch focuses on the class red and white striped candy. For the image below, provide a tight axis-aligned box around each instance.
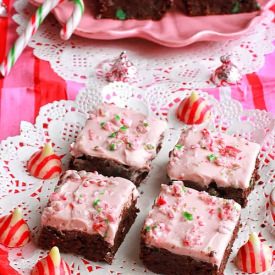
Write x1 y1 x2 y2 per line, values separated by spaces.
235 233 273 274
27 143 62 179
32 246 71 275
0 208 30 248
177 91 211 125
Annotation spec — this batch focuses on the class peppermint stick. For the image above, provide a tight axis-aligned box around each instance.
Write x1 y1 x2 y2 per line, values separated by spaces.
60 0 84 40
0 0 62 77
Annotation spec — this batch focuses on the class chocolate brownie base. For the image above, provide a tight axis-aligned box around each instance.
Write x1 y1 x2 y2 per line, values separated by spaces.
140 219 240 275
38 199 139 264
171 164 258 207
179 0 260 16
181 179 255 208
71 156 149 187
71 135 164 187
95 0 172 20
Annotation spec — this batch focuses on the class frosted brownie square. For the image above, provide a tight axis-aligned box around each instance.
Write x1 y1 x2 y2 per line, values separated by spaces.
167 128 260 207
140 182 241 275
71 103 167 186
38 170 139 264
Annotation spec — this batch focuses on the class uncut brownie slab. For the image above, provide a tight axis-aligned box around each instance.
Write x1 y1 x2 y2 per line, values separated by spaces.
179 0 260 16
140 182 241 275
38 170 139 264
71 103 167 186
95 0 172 20
167 128 260 207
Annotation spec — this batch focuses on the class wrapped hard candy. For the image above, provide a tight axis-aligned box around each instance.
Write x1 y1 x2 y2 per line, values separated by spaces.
106 51 137 82
211 55 242 86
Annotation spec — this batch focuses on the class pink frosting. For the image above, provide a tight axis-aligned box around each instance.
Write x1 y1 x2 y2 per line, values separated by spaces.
41 170 139 245
142 182 241 267
71 103 167 169
167 128 260 189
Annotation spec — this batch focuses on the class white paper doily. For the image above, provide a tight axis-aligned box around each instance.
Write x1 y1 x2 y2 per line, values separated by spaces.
13 0 275 88
0 81 274 274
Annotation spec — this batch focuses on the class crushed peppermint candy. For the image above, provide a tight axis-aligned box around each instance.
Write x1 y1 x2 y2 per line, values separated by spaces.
175 144 183 150
109 143 116 151
120 117 132 127
144 144 155 151
119 125 128 132
208 154 217 162
137 120 150 134
108 131 118 138
156 196 167 206
171 183 183 197
107 140 123 151
199 192 217 205
219 145 241 158
182 211 193 221
100 121 113 131
93 198 100 208
182 225 203 247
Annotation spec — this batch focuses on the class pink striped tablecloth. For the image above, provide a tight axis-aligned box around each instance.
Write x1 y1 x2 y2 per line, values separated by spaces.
0 0 275 143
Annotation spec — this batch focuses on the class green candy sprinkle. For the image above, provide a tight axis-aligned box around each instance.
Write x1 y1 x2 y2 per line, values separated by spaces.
175 144 183 150
143 122 149 127
116 8 126 20
114 114 121 121
231 2 240 13
207 154 217 162
100 122 105 128
145 226 151 232
93 199 100 207
120 125 128 132
182 211 193 221
109 143 116 151
108 132 118 138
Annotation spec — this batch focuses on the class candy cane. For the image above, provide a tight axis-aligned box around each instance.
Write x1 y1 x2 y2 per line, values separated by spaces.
0 0 62 77
60 0 84 40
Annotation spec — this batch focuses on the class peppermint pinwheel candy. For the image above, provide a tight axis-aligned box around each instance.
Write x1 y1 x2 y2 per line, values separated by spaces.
106 51 137 82
0 208 30 248
27 143 62 179
235 232 273 274
32 247 71 275
177 91 212 125
210 55 242 86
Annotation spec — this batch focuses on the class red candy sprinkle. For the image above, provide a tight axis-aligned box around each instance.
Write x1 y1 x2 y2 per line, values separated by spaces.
219 145 241 158
93 222 104 232
201 128 210 138
156 196 167 206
